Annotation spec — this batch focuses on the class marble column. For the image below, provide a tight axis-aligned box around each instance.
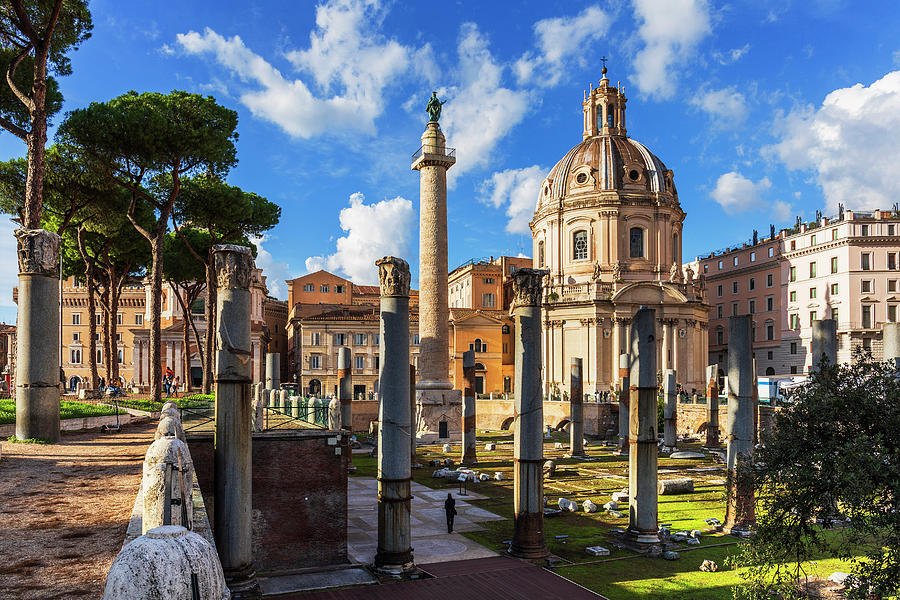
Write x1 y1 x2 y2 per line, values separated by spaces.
811 319 837 371
725 315 755 534
15 229 61 442
624 307 660 548
374 256 414 574
883 322 900 369
409 364 416 463
617 353 629 455
569 357 584 456
508 268 549 559
663 369 676 449
706 364 720 448
338 347 351 432
212 244 259 598
461 349 477 465
265 352 280 390
411 119 455 391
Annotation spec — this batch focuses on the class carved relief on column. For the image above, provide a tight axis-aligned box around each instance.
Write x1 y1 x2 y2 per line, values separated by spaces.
510 268 549 312
214 244 252 290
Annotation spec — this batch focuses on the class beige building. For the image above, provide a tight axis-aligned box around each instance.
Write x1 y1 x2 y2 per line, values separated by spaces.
531 69 709 395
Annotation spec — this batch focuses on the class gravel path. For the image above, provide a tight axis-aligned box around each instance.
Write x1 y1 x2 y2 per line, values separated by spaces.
0 420 156 599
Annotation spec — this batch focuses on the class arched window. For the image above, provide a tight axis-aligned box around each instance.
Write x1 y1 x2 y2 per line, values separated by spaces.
538 241 545 267
475 362 486 371
630 227 644 258
473 339 483 353
765 367 775 376
573 230 588 260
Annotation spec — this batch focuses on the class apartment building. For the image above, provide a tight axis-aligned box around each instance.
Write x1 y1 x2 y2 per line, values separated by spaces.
693 233 783 377
695 208 900 376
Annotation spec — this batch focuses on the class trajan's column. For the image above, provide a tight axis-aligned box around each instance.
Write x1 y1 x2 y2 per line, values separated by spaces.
411 92 461 440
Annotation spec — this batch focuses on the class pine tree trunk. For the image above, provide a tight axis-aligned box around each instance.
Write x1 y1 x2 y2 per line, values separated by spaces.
203 257 215 394
86 272 98 389
101 285 112 386
183 301 191 393
108 270 121 386
23 75 47 230
149 237 163 403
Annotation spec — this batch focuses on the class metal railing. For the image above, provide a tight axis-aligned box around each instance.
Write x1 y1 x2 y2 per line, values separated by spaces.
411 145 456 161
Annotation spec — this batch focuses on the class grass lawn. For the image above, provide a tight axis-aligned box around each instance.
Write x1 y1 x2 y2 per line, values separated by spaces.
111 394 214 413
0 398 119 425
351 428 858 599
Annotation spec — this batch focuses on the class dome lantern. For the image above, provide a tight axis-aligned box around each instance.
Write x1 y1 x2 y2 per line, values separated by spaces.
583 60 627 140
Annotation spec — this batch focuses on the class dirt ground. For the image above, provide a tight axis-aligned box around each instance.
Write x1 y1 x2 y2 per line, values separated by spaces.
0 420 156 599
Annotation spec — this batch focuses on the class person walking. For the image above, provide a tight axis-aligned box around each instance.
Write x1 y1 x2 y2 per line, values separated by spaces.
444 493 457 534
172 375 180 398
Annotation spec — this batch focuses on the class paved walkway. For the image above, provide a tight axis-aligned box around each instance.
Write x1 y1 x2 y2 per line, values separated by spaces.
287 556 607 600
348 477 504 565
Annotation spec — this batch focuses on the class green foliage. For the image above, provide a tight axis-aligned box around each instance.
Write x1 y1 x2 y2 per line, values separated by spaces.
0 1 93 77
113 394 213 413
163 227 209 283
0 48 61 132
6 435 52 444
57 90 239 191
732 352 900 599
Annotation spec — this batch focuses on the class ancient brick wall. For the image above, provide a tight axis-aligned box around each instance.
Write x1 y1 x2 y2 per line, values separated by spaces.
677 403 709 437
188 430 350 573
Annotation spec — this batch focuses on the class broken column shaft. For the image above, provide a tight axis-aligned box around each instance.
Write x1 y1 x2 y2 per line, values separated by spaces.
617 353 629 455
624 307 660 547
706 364 720 447
508 268 549 559
461 350 477 465
725 315 756 534
569 357 584 456
663 369 676 449
338 347 352 432
374 257 414 574
212 245 259 598
810 319 837 370
265 352 280 390
15 229 61 443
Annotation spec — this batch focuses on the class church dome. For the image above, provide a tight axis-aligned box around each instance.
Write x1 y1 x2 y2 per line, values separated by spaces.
538 136 676 208
534 70 678 213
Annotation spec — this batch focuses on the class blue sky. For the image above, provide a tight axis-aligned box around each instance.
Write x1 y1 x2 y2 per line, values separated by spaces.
1 0 899 323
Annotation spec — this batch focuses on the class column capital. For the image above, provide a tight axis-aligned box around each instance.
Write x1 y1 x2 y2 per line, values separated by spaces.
376 256 410 297
214 244 252 290
15 228 59 276
510 268 549 312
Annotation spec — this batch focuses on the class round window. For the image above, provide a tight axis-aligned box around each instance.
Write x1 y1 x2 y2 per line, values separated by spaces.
629 169 640 181
576 172 587 184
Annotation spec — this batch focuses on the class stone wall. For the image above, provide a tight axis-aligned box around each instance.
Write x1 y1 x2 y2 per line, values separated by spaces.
675 401 784 440
475 398 619 437
188 429 350 572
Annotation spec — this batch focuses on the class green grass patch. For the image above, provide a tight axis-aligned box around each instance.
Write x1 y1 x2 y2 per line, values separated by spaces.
0 398 120 424
5 435 54 444
113 394 214 413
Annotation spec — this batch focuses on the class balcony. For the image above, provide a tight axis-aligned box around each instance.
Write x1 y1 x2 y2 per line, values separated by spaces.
544 280 704 304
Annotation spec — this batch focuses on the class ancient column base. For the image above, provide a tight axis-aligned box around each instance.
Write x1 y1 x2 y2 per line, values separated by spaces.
622 528 662 548
414 389 462 442
373 550 416 576
508 511 549 559
224 564 261 599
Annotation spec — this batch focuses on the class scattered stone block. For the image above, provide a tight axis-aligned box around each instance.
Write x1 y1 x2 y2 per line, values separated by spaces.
586 546 609 556
609 528 625 534
154 416 185 442
611 491 629 503
443 458 454 467
493 472 504 481
78 388 101 400
478 473 491 482
686 538 701 545
658 478 695 495
603 501 618 511
543 508 562 518
554 442 564 449
671 531 690 543
690 529 702 539
609 510 625 518
484 442 496 451
828 572 850 584
543 460 556 477
699 559 718 572
669 451 705 459
442 443 452 453
558 498 578 512
583 499 598 513
101 525 227 600
663 551 680 561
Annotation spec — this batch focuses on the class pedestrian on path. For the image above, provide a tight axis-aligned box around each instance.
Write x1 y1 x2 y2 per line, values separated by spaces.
445 493 457 534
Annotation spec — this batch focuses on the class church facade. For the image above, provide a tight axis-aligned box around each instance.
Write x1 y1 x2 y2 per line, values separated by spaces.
530 68 709 396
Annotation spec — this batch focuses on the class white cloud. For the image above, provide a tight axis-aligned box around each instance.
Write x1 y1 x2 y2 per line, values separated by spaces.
441 23 530 180
691 85 748 125
710 171 771 214
712 43 750 65
769 70 900 213
771 200 793 222
479 165 546 234
177 0 415 138
250 234 292 300
305 192 415 284
514 5 612 87
631 0 712 99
